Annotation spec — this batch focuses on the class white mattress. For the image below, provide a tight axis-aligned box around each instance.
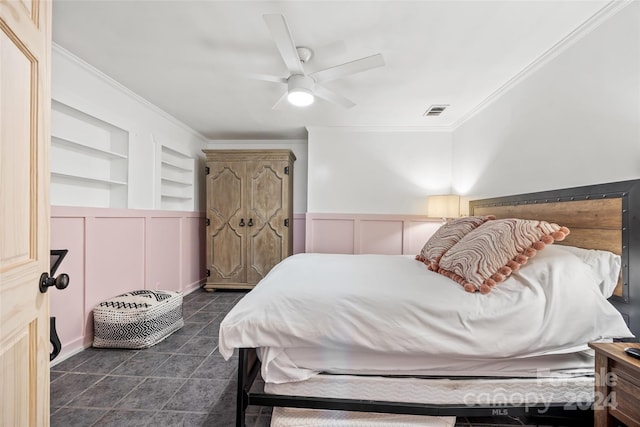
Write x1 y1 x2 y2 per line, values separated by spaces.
279 347 596 378
265 373 594 406
271 407 456 427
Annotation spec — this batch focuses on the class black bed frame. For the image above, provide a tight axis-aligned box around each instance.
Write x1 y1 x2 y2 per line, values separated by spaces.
236 347 596 426
234 179 640 427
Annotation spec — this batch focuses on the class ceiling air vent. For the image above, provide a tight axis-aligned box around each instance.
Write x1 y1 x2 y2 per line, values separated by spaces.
423 104 449 117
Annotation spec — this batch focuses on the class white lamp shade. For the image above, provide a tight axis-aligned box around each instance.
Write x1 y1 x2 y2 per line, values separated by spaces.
427 194 460 219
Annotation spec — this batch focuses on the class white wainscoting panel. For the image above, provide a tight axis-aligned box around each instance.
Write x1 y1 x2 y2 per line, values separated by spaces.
50 206 206 362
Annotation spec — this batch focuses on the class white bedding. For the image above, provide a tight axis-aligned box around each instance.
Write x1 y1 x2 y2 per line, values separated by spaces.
219 252 632 383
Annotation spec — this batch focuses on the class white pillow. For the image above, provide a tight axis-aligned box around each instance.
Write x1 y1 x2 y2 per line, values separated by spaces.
505 246 633 348
540 245 621 298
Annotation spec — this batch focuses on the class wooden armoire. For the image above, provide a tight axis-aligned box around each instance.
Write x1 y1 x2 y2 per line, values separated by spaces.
203 149 295 291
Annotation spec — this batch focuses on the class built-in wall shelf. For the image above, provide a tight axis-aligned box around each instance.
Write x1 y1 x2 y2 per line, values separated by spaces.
159 182 194 200
51 171 127 186
161 194 193 200
50 100 129 208
158 144 195 211
161 159 193 172
52 136 128 160
161 176 192 186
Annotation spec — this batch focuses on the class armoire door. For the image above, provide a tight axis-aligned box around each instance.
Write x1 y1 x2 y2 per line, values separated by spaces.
246 160 291 284
0 1 52 425
205 161 247 284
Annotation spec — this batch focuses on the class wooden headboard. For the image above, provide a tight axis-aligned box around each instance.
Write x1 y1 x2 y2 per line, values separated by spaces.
470 179 640 339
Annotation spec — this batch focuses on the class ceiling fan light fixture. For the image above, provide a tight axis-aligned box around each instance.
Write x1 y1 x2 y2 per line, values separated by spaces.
287 89 314 107
287 74 315 107
263 14 385 109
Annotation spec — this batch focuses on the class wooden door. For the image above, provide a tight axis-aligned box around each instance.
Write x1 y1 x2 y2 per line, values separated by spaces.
205 161 247 286
246 160 291 284
0 0 52 426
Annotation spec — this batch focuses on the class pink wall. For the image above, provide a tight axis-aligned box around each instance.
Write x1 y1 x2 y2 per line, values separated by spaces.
50 209 424 361
50 206 206 361
293 213 306 254
305 213 442 255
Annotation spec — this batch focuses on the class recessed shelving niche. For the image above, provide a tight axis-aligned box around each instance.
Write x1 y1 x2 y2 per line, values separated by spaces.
50 100 129 208
160 145 195 211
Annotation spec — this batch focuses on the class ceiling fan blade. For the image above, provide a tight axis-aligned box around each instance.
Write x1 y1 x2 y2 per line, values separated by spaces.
263 14 304 75
309 53 385 83
243 72 287 84
314 85 356 109
272 91 289 109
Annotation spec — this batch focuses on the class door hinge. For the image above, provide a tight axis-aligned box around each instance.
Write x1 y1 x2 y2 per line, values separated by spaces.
284 218 289 227
206 218 210 226
284 166 289 175
206 269 211 277
205 166 210 175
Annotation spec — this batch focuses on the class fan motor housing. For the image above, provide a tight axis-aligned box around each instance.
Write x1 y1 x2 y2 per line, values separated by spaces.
287 74 315 106
288 74 315 92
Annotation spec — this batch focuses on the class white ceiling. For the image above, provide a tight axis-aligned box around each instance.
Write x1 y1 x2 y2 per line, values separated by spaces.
52 0 611 140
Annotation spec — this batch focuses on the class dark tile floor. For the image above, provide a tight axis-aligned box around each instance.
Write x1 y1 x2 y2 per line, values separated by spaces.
50 289 577 427
50 290 270 427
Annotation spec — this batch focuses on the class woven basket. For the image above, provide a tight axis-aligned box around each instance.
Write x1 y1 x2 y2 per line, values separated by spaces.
93 290 183 349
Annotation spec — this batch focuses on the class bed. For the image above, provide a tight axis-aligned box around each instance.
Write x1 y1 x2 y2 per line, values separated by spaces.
219 179 640 427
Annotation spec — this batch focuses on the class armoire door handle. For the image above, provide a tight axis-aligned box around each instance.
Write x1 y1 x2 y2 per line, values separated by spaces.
239 218 245 227
248 218 253 227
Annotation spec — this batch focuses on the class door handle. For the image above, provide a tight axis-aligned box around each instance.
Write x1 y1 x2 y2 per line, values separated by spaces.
248 218 253 227
239 218 245 227
39 272 69 293
50 317 62 361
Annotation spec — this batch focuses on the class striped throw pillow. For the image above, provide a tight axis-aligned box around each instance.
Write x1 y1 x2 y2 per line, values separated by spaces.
437 218 570 294
416 216 495 271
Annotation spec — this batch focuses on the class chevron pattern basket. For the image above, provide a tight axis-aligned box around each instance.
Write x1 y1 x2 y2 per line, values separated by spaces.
93 290 184 349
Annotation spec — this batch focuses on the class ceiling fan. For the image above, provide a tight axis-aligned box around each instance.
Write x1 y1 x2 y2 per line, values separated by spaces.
258 14 385 108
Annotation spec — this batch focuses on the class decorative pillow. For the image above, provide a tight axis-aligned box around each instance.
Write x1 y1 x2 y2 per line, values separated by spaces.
437 218 570 294
415 215 495 271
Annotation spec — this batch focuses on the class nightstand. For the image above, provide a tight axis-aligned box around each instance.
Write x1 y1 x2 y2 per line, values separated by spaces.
589 342 640 427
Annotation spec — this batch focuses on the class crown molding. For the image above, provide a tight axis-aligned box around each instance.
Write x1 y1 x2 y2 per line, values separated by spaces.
52 43 209 143
452 0 634 130
305 125 454 133
206 139 307 145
